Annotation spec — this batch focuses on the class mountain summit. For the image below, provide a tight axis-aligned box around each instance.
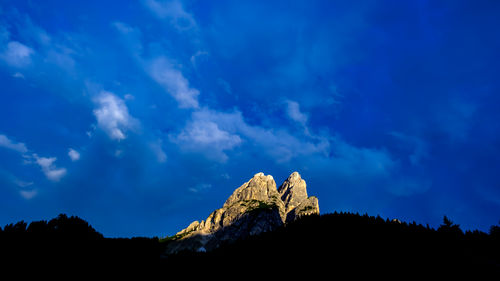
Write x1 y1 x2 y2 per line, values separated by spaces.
165 172 319 253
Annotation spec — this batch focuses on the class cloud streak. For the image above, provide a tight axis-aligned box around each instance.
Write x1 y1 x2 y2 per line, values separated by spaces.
148 57 200 109
285 100 308 126
0 134 28 153
143 0 197 31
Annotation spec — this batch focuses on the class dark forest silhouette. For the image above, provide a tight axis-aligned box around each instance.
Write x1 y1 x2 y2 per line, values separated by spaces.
1 213 499 274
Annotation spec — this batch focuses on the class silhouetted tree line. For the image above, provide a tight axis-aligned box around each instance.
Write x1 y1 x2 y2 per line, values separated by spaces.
163 212 500 274
1 212 499 274
0 214 161 267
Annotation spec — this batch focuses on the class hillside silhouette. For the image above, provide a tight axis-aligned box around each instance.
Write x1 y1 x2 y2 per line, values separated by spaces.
1 212 499 274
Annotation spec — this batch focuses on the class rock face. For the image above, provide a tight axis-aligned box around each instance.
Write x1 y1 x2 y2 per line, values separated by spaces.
165 172 320 254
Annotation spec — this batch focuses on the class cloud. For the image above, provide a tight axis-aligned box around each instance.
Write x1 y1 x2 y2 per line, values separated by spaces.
13 178 34 188
33 154 67 182
0 134 28 153
68 148 80 161
0 134 69 183
174 108 329 163
113 23 200 109
148 57 200 109
19 189 37 200
0 41 34 67
143 0 197 31
174 117 242 162
93 91 139 141
285 100 308 126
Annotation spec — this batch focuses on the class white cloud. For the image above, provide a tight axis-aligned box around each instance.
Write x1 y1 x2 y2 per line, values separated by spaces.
285 100 308 126
0 134 28 153
33 154 67 182
173 108 329 163
68 148 80 161
0 134 68 183
93 91 138 140
148 57 200 109
0 41 34 67
174 118 242 162
143 0 197 31
112 22 200 109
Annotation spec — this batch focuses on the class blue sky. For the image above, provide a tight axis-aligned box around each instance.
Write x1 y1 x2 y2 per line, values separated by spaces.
1 0 499 237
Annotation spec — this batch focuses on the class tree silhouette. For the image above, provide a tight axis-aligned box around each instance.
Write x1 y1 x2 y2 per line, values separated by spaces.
0 212 499 273
438 215 463 236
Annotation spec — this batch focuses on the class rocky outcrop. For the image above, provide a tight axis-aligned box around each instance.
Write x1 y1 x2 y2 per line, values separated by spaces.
165 171 319 254
279 172 320 222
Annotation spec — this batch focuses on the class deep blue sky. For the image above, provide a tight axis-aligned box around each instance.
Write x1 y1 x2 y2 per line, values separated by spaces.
1 0 499 237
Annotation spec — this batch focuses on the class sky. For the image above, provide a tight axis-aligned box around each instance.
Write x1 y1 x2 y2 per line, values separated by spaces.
0 0 500 237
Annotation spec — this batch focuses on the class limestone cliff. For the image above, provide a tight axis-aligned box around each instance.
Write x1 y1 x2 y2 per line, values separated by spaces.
165 171 319 254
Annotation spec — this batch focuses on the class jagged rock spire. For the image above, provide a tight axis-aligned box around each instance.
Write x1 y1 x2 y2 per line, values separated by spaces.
165 171 320 254
224 172 278 208
278 171 308 213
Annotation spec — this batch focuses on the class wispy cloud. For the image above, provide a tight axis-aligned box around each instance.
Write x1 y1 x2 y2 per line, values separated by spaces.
173 108 329 163
33 154 67 182
0 134 69 182
0 134 28 153
148 57 200 109
93 91 139 141
0 41 34 67
143 0 197 31
174 117 242 162
285 100 308 126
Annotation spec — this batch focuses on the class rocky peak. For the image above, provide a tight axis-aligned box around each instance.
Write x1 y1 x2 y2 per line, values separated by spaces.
278 171 308 213
165 171 320 254
224 172 278 208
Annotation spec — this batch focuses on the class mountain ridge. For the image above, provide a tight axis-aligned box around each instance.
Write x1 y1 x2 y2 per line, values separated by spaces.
164 171 319 253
